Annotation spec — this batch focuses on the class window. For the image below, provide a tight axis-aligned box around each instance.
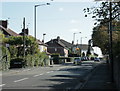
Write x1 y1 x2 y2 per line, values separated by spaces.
55 48 57 51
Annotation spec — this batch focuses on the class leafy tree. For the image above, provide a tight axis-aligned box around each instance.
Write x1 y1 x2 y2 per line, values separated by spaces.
0 30 5 43
83 2 120 25
84 2 120 55
4 36 39 56
0 30 11 70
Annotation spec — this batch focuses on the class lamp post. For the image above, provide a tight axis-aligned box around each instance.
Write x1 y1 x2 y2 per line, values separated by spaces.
34 3 50 40
72 32 81 44
80 37 87 57
80 37 87 45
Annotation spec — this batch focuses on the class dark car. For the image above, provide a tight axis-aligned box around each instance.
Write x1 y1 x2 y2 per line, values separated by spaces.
94 57 100 62
10 58 25 68
73 57 82 65
81 56 88 61
90 57 95 60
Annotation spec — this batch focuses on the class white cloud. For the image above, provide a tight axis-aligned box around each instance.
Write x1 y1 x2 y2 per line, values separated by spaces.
70 19 78 24
59 8 64 11
69 28 79 32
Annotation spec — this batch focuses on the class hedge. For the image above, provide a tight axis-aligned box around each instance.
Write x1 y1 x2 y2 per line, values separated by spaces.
0 46 10 70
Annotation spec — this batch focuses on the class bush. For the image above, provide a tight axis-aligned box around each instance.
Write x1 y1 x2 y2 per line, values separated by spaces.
25 52 50 67
25 55 34 67
0 46 10 70
9 45 18 58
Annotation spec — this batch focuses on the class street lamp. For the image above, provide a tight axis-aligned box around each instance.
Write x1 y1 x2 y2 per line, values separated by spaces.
72 32 81 44
80 37 87 57
34 3 50 40
80 37 87 45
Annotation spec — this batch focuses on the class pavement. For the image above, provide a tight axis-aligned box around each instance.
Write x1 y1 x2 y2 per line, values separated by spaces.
79 61 118 91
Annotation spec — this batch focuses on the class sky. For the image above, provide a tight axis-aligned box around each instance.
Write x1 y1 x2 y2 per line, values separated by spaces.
1 0 100 45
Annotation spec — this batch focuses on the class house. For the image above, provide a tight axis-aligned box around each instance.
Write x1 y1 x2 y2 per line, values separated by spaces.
46 36 73 57
0 20 20 37
0 20 48 53
73 44 94 56
37 39 48 53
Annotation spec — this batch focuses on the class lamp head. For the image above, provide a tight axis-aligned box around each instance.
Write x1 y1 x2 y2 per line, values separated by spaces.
46 3 50 5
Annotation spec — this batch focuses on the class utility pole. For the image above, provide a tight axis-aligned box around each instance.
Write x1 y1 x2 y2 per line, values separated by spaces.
109 2 114 82
23 17 25 60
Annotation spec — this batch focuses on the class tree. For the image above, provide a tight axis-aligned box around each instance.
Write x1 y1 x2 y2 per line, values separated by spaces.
4 36 39 57
84 2 120 55
83 2 120 25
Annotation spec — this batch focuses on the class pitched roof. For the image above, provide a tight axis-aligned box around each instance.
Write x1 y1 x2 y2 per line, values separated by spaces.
60 39 73 48
0 25 20 36
37 39 48 46
46 36 73 49
77 44 93 50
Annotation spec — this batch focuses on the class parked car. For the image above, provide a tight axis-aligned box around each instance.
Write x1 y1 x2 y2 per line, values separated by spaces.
73 57 82 65
81 56 88 61
90 57 95 60
94 57 100 62
10 58 25 68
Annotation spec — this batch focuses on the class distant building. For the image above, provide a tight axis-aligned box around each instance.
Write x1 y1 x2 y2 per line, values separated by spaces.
46 36 73 57
72 44 94 56
37 39 48 53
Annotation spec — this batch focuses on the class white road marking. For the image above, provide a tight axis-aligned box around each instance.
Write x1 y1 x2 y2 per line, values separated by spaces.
56 69 60 70
46 72 50 73
14 78 28 82
0 84 5 87
47 71 54 73
16 71 20 73
50 71 54 73
23 69 31 72
33 74 43 77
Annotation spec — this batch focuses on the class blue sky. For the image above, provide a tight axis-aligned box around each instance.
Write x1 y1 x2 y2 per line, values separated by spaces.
1 1 100 44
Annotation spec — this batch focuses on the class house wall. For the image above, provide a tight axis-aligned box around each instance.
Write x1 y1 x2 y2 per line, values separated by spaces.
64 48 68 57
39 45 47 52
47 41 66 56
47 47 64 56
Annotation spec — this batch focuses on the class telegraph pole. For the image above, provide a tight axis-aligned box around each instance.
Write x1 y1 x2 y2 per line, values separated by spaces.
109 2 114 82
23 17 25 60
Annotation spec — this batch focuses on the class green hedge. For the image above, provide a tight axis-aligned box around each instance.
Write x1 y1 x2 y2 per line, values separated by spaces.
0 46 50 70
0 46 10 70
25 52 49 67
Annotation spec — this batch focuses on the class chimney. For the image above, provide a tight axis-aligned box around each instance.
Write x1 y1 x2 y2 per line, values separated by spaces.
57 36 60 42
0 20 8 28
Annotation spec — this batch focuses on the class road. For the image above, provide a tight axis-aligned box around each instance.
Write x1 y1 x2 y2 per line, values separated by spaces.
0 61 102 90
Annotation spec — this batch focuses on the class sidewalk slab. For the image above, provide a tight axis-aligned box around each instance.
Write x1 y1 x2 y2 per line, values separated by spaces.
81 62 117 91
